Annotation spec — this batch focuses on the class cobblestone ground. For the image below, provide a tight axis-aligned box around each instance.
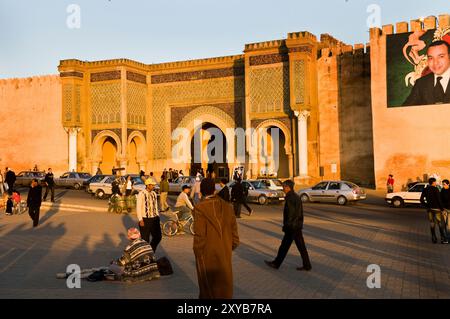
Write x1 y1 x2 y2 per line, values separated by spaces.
0 190 449 299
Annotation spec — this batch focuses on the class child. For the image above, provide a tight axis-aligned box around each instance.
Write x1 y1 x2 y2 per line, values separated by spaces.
6 195 13 216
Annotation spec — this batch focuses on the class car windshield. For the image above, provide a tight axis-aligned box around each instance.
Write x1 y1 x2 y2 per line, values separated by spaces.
272 179 283 186
79 173 91 178
90 175 104 183
133 178 144 185
251 181 268 189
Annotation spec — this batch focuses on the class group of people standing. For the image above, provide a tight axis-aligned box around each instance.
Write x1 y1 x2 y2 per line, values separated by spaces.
420 177 450 244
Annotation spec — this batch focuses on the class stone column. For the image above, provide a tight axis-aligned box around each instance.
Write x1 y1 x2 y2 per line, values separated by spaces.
65 127 80 172
294 110 310 177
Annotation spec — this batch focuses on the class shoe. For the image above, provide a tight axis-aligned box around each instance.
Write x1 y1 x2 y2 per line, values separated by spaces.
248 210 253 216
5 213 12 216
432 237 438 244
264 260 279 269
296 266 312 271
441 240 449 244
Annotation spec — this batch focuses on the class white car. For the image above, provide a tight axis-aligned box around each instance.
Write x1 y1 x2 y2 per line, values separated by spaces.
89 175 158 199
257 179 283 191
385 182 427 208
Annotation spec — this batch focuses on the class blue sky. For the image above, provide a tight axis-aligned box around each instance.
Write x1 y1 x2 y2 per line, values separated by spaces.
0 0 448 78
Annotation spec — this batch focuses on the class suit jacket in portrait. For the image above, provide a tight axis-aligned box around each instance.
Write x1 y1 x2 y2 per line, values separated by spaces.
403 72 450 106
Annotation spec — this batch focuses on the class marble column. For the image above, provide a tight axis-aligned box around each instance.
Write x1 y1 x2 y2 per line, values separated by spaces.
294 110 310 177
65 127 80 172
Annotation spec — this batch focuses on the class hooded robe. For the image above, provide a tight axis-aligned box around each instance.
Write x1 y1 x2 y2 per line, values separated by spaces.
193 195 239 299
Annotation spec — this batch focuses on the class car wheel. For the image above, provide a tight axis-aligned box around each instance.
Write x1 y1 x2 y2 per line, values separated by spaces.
258 195 268 205
300 194 310 203
96 189 106 199
337 196 347 206
392 197 404 208
73 183 81 190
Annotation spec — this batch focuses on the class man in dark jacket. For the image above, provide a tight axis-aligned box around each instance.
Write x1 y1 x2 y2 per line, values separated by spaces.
27 179 43 227
43 168 55 202
420 177 448 244
440 179 450 239
5 167 16 195
217 178 230 202
265 180 312 271
231 178 245 218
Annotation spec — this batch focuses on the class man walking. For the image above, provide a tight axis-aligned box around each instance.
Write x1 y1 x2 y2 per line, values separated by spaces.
5 167 16 195
217 178 230 202
159 174 169 212
441 179 450 239
231 178 245 218
27 179 43 227
43 168 55 202
265 180 312 271
193 178 239 299
136 179 162 252
420 177 448 244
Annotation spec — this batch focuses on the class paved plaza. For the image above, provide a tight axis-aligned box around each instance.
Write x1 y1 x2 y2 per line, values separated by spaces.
0 189 449 299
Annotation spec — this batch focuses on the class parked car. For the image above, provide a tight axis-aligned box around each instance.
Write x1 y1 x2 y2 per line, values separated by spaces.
54 172 92 190
385 182 427 208
256 178 284 191
227 180 285 205
168 176 199 194
89 175 125 199
15 171 45 187
89 175 159 199
298 180 366 205
84 174 108 192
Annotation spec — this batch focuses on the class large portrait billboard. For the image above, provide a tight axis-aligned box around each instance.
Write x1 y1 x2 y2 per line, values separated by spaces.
387 27 450 107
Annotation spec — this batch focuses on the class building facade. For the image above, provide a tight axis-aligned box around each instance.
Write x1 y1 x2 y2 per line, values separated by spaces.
1 14 449 189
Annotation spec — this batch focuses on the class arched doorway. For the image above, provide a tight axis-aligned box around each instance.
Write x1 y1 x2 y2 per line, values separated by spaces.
128 139 139 174
190 122 229 181
100 137 118 174
91 130 123 175
254 120 293 179
127 131 147 174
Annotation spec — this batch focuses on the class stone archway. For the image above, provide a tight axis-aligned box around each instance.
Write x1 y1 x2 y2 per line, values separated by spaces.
174 106 237 179
254 120 293 178
91 130 123 175
127 131 147 174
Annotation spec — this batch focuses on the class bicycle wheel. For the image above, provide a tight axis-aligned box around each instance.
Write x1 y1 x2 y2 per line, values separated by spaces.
189 220 195 235
162 220 178 237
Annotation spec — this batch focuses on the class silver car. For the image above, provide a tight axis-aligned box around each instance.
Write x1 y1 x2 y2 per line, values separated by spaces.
168 176 199 194
54 172 92 190
15 171 45 187
299 180 366 205
227 180 285 205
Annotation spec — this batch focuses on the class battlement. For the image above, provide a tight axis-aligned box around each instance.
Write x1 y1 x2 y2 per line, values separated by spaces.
287 31 317 42
0 75 60 87
149 54 245 71
370 13 450 38
319 43 370 58
59 55 245 73
244 39 286 52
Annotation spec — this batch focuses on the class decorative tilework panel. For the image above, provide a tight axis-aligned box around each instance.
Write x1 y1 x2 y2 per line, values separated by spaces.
91 83 121 124
127 82 147 125
293 60 306 105
63 84 73 122
249 64 290 113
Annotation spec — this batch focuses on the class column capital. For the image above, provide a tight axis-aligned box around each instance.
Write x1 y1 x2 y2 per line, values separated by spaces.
294 110 311 121
64 127 81 134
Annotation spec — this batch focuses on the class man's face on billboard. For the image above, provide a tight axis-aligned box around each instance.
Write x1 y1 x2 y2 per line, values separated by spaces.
427 43 450 76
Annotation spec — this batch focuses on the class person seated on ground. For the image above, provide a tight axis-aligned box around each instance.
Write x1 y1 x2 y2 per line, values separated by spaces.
108 227 160 282
175 185 194 222
12 191 21 205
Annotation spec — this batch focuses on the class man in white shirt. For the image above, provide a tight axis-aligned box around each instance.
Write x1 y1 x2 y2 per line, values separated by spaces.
136 179 162 252
175 185 194 221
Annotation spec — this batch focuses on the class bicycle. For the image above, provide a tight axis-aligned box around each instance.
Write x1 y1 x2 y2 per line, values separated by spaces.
162 213 195 236
14 200 28 215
